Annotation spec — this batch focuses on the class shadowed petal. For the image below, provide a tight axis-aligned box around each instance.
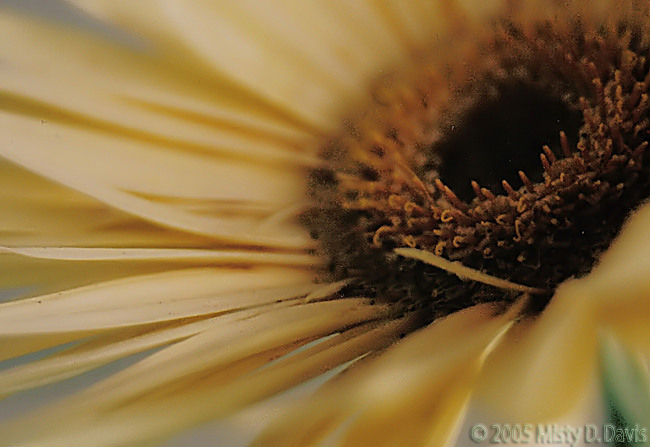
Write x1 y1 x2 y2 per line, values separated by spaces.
257 300 523 446
0 298 394 446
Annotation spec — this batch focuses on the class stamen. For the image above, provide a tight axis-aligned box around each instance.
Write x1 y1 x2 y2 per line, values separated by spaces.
305 2 650 321
395 248 547 295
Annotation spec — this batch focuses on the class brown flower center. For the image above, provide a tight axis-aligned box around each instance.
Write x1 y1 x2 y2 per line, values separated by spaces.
303 5 650 320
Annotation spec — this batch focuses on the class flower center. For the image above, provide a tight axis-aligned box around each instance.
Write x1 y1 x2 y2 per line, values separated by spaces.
436 80 583 202
303 7 650 320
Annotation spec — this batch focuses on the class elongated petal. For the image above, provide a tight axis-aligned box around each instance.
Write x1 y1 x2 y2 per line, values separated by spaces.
579 203 650 313
473 282 598 421
64 0 506 135
0 111 313 247
0 320 213 398
0 267 317 335
258 301 522 447
0 160 213 249
66 0 403 130
0 299 392 446
0 9 313 143
1 247 317 267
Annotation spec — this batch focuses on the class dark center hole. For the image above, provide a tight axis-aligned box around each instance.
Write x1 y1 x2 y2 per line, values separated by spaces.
434 81 583 202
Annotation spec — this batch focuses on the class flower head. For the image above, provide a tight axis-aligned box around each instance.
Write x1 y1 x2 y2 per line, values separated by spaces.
0 1 649 446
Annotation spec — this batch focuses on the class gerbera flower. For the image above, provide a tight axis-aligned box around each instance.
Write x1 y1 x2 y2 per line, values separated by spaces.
0 0 649 446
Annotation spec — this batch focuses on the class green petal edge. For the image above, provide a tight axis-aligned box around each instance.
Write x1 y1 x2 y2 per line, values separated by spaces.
600 332 650 447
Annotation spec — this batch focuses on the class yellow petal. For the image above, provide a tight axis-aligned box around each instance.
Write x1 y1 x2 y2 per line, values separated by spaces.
258 301 521 447
71 299 388 409
2 246 317 267
0 115 313 249
0 267 316 335
1 299 390 446
0 320 213 398
0 160 212 249
0 9 312 142
577 203 650 314
66 0 406 130
473 281 597 421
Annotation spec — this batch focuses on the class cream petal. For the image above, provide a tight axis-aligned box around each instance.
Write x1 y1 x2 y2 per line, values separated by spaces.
0 320 214 398
0 267 317 334
473 281 598 421
457 373 606 447
160 0 366 131
0 10 326 249
64 299 388 408
258 301 522 447
0 160 212 249
0 112 312 248
0 333 90 365
0 9 313 143
2 246 317 267
595 203 650 270
576 203 650 314
0 251 189 304
1 299 391 446
64 1 503 133
471 204 650 421
0 72 320 169
66 0 399 130
607 312 650 357
0 297 353 399
464 199 650 428
0 111 305 206
372 0 442 50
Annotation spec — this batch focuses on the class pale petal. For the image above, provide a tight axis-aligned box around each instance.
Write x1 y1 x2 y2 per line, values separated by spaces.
65 299 388 408
0 160 212 249
66 0 404 130
258 301 522 447
0 10 325 249
1 299 392 446
0 267 317 335
0 320 212 398
2 246 317 267
457 374 606 447
577 202 650 313
473 282 598 421
474 203 650 422
0 112 312 248
0 70 319 169
0 111 304 207
0 9 313 143
0 297 351 399
0 251 189 304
